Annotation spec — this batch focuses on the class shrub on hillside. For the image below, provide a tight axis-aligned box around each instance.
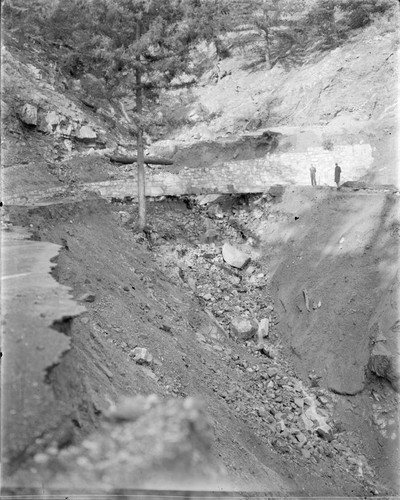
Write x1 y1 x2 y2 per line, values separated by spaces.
337 0 395 30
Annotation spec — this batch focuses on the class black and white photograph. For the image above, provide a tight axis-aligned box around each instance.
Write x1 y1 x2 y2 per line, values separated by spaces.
1 0 399 498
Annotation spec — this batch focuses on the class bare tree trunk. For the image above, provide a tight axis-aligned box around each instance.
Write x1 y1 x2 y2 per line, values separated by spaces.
263 3 272 68
136 21 146 231
265 30 272 68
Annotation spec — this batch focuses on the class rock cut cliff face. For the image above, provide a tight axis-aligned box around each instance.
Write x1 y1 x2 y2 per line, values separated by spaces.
1 10 399 198
163 12 399 186
1 38 134 170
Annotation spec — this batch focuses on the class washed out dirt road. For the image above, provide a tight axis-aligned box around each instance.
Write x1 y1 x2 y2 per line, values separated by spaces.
1 224 85 476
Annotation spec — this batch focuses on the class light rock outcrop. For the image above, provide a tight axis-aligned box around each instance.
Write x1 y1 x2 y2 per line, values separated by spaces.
231 316 258 340
130 347 153 365
18 103 38 125
222 242 250 269
76 125 97 141
369 342 400 392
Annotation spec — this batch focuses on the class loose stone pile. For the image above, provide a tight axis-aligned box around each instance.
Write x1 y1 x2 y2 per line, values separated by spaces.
113 195 385 490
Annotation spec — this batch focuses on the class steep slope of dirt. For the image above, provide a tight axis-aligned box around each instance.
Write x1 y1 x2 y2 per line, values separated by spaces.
3 199 292 493
4 189 399 496
252 186 400 491
259 188 398 392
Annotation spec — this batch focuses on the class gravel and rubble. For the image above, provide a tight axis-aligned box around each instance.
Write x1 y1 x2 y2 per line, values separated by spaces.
4 192 398 496
111 194 390 492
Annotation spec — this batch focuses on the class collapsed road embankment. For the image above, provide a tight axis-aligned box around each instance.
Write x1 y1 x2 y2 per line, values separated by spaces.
2 186 399 495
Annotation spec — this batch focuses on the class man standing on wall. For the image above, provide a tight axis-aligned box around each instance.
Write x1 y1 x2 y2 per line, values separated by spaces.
310 165 317 186
334 163 341 189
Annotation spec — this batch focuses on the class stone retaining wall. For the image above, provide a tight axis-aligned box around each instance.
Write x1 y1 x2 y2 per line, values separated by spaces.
92 143 373 198
3 143 373 204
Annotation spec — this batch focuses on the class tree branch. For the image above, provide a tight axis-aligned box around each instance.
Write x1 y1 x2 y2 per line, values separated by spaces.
106 154 173 165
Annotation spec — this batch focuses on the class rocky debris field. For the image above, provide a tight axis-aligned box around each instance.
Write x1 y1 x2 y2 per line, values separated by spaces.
4 189 399 497
107 189 399 494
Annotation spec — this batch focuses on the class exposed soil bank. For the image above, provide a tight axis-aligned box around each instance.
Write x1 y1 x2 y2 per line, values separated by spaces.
3 188 399 495
259 186 399 490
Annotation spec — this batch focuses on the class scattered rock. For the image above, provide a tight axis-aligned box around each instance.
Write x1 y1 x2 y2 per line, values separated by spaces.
78 292 96 303
37 110 60 133
222 242 250 269
76 125 97 141
316 427 333 442
257 344 275 358
202 228 220 243
295 432 308 447
257 317 269 342
267 367 279 378
300 413 314 431
188 277 197 291
197 194 224 205
294 398 304 408
18 103 38 125
245 266 256 275
318 395 329 405
230 316 258 341
369 342 400 392
207 204 224 218
130 347 153 365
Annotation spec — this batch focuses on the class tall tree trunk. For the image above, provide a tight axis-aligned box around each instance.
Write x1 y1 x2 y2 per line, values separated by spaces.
136 21 146 231
262 3 272 68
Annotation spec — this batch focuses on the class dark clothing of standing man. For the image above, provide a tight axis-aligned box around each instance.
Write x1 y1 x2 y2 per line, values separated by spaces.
310 166 317 186
334 163 341 188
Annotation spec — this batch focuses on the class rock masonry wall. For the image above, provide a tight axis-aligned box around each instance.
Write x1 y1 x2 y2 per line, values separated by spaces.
3 143 373 204
93 143 373 199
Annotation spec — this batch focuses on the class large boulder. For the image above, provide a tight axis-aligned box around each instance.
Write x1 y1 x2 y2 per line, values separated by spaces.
231 317 258 341
369 342 400 392
130 347 153 366
37 110 60 133
76 125 97 141
147 139 178 159
18 103 38 125
222 242 250 269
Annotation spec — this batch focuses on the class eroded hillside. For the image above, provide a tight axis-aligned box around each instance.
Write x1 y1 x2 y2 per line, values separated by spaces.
152 13 399 186
3 187 399 496
1 3 399 498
